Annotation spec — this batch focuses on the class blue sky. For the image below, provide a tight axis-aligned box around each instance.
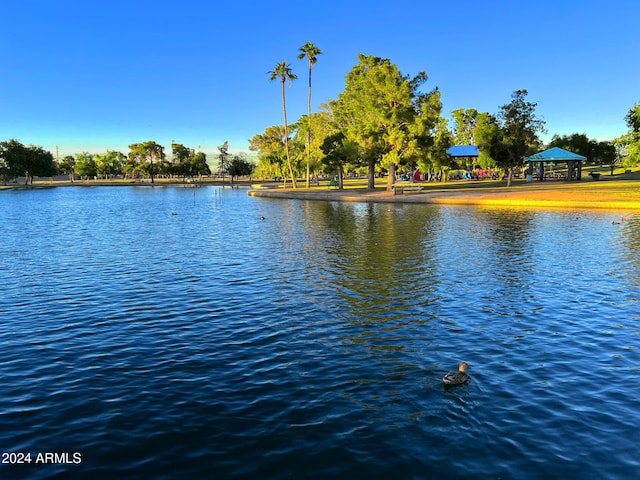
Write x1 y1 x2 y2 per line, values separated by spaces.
2 0 638 158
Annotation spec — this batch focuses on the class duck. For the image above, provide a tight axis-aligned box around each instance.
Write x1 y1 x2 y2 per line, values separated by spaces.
442 362 470 385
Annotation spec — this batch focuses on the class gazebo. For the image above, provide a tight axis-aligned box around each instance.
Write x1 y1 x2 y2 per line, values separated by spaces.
446 145 480 160
525 147 587 181
446 145 480 178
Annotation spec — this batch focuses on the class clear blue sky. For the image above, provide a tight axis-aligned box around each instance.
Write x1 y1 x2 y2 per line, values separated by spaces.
2 0 638 158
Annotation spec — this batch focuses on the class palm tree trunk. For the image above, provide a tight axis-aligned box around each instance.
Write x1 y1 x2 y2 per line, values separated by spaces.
306 64 312 189
282 80 297 189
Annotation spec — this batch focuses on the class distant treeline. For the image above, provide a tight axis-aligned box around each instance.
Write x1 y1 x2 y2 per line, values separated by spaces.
0 139 254 185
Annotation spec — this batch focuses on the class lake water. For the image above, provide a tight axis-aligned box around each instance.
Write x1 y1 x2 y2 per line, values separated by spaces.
1 186 639 479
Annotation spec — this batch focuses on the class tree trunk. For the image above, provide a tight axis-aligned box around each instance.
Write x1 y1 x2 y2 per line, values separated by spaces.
282 80 297 189
367 158 376 190
306 64 312 189
387 164 396 191
149 151 155 184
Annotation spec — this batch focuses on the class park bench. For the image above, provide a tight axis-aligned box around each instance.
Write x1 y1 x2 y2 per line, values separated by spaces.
589 172 601 180
393 183 423 195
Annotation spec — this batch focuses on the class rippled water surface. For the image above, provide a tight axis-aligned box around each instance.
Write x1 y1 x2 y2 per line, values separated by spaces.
1 186 639 479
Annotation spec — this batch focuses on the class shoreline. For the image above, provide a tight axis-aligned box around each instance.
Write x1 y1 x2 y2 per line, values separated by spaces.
4 177 640 211
248 183 640 211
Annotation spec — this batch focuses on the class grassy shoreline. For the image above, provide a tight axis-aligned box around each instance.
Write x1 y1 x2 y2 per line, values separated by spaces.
4 173 640 211
250 174 640 211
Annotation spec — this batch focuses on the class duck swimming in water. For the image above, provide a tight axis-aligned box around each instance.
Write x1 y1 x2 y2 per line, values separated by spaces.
442 362 470 385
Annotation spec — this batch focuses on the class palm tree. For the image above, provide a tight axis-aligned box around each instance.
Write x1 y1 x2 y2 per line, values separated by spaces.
269 61 298 188
298 42 322 188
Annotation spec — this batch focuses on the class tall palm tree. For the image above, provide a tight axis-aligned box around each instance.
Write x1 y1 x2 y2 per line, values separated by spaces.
269 61 298 189
298 42 322 188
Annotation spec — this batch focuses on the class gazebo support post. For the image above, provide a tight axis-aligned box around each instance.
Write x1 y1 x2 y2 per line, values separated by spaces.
568 160 575 181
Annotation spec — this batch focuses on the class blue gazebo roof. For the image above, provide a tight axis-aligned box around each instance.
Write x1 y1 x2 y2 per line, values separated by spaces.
446 145 480 157
525 147 587 162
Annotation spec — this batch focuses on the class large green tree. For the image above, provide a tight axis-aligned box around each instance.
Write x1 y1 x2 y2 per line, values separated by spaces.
0 139 25 181
0 140 56 184
171 142 193 163
27 145 56 183
95 151 126 177
58 155 76 182
451 108 479 145
298 41 322 188
227 154 254 182
333 54 440 190
411 86 447 176
320 131 360 189
473 112 503 169
250 125 289 182
269 61 298 188
170 143 209 179
128 141 165 183
75 152 97 178
419 116 454 178
498 89 546 186
294 109 334 182
170 142 195 178
192 152 210 178
333 55 402 189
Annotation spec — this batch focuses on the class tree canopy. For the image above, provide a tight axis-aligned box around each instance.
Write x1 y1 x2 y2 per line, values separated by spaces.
614 101 640 167
167 142 211 178
227 154 254 181
498 89 546 185
96 151 126 177
0 139 56 184
331 54 442 189
451 108 478 146
127 141 165 183
625 102 640 133
75 152 97 178
0 139 218 183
